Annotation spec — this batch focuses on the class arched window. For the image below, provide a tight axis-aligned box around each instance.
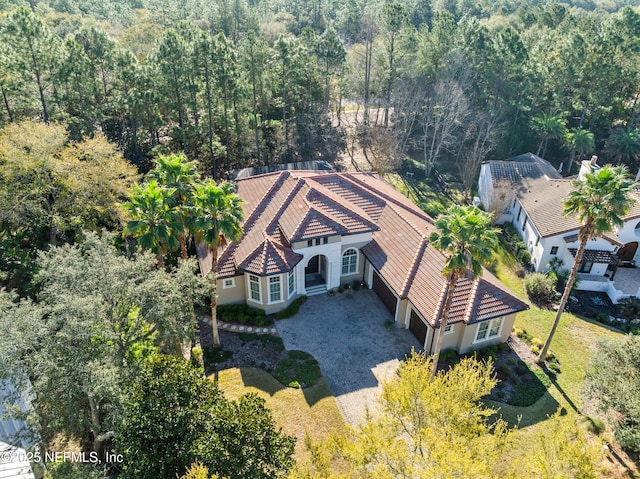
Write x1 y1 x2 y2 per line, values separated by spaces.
341 249 358 275
635 221 640 231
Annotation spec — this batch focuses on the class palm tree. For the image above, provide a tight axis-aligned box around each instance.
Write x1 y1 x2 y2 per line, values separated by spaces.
124 180 182 268
531 112 567 158
605 127 640 166
193 180 244 348
537 166 635 363
149 153 200 259
564 127 595 172
428 205 498 381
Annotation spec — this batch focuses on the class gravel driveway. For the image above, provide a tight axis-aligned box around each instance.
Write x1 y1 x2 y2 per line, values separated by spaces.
275 289 421 425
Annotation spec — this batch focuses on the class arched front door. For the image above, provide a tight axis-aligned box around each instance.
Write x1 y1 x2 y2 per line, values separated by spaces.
305 255 327 287
618 242 638 265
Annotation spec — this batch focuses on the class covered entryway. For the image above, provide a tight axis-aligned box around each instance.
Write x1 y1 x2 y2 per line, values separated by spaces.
305 254 328 294
408 309 428 348
618 241 638 266
372 271 398 316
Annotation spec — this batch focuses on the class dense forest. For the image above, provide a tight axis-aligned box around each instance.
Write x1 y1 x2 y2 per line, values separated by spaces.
1 0 640 183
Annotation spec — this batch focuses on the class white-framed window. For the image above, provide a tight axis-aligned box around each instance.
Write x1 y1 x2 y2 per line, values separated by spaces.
223 278 235 289
288 269 295 298
475 317 504 342
249 274 261 302
341 249 358 275
444 324 454 335
269 276 282 303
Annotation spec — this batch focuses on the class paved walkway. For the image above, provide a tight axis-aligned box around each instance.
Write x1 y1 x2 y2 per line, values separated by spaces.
275 290 421 426
612 267 640 295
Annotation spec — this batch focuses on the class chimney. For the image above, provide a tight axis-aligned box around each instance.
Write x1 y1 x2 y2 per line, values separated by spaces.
579 155 600 181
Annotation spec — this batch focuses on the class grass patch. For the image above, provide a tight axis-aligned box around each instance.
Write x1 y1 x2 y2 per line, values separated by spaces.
273 350 322 388
215 367 344 463
491 241 623 412
275 296 307 320
385 164 456 218
509 367 552 407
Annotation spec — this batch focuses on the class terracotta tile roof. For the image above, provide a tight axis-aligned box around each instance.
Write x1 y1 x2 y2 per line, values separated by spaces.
290 208 349 241
239 238 303 276
199 170 528 325
568 248 618 264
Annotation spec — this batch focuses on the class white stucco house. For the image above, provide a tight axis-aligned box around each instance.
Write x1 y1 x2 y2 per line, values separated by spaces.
478 153 640 303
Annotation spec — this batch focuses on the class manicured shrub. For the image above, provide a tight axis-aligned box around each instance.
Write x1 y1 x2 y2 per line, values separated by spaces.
619 297 640 320
580 416 606 435
217 304 268 326
275 296 307 320
524 272 556 305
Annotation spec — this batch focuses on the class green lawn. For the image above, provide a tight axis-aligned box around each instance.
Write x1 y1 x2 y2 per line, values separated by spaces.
489 241 623 426
213 368 345 463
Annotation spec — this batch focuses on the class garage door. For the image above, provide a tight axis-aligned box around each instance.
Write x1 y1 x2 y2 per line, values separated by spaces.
409 309 427 347
373 271 397 316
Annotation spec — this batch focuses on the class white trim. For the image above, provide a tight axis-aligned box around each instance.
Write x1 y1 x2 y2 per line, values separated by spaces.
473 317 504 344
222 278 235 289
248 274 261 303
443 324 454 335
341 248 358 275
288 269 296 298
268 275 284 304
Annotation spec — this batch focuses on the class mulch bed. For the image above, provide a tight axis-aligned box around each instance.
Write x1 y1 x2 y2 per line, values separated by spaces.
199 314 289 374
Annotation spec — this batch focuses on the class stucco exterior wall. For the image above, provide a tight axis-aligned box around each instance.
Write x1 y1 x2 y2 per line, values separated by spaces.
243 271 302 315
478 163 493 210
439 322 460 352
615 220 640 263
217 275 247 305
457 314 515 355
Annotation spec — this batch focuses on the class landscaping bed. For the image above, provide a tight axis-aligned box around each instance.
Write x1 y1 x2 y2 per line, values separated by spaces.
200 328 322 389
439 336 553 407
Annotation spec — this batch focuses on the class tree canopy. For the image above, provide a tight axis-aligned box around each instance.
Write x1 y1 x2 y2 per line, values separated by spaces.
586 335 640 452
0 232 208 452
117 355 295 479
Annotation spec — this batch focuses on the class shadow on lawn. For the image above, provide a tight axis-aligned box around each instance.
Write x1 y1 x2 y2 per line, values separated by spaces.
236 366 334 408
488 391 561 429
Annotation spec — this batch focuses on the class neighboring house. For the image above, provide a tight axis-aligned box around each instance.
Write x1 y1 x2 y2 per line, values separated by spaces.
0 442 36 479
0 380 38 479
478 153 640 302
199 171 528 354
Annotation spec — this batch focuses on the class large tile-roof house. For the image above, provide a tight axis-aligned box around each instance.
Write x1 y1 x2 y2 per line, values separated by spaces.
200 171 528 354
478 153 640 302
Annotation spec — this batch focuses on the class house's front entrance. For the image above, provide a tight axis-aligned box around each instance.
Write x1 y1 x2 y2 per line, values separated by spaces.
618 241 638 266
305 254 328 289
